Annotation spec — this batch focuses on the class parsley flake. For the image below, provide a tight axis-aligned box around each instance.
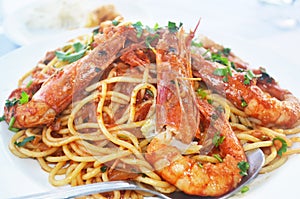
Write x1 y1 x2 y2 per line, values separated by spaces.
212 132 225 147
19 91 29 104
55 42 87 63
5 98 19 108
241 98 248 108
132 21 144 38
167 21 183 33
213 154 223 162
238 161 250 176
213 65 232 82
273 137 288 156
244 70 256 85
14 136 35 147
196 88 208 99
100 165 108 173
241 186 249 193
8 116 19 132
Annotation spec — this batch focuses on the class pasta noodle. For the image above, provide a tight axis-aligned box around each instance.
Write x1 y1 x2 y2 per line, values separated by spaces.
3 19 300 198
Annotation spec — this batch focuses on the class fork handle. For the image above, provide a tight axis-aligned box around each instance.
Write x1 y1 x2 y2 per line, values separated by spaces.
11 180 171 199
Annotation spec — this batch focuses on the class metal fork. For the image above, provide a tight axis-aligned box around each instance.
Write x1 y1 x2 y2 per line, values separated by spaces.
11 149 264 199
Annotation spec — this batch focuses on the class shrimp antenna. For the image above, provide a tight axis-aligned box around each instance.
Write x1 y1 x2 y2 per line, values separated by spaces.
186 18 201 45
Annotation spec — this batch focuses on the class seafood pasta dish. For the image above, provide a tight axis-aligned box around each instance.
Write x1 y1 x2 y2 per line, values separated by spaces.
2 17 300 198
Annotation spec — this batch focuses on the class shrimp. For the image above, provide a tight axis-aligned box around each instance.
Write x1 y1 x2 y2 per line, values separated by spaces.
145 27 247 197
191 53 300 128
146 99 246 196
4 26 137 129
155 27 200 144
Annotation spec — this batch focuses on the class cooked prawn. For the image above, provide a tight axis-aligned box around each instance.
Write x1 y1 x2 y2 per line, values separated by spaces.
146 27 246 197
4 26 136 128
192 53 300 128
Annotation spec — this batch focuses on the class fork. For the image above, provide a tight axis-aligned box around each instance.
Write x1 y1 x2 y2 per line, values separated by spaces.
11 148 264 199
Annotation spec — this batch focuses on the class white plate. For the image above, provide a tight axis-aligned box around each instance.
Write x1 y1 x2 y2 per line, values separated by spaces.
2 0 152 46
1 1 300 198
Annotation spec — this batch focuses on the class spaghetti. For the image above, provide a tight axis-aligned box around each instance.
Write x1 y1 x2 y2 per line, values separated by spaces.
3 19 300 198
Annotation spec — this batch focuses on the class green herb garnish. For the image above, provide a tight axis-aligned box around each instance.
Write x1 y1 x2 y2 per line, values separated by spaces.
238 161 250 176
222 48 231 57
244 70 256 85
212 132 225 147
273 137 288 156
26 80 33 88
8 116 19 132
100 165 108 173
241 98 248 108
55 42 87 63
19 91 29 105
211 53 229 66
14 136 35 147
145 34 159 50
5 98 19 108
197 162 203 168
241 186 249 193
112 19 120 26
167 21 182 33
132 21 144 38
213 65 232 82
196 88 208 99
213 154 223 162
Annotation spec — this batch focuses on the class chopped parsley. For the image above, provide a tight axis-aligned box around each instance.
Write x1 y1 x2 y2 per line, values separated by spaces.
132 21 144 38
212 132 225 147
167 21 183 33
273 137 288 156
197 162 203 168
26 80 33 88
100 165 108 173
241 98 248 108
145 34 159 50
213 65 232 82
19 91 29 105
241 186 249 193
238 161 250 176
244 70 256 85
8 116 19 132
112 19 120 26
14 136 35 147
5 98 19 108
221 48 231 57
55 42 88 63
196 88 208 99
211 53 229 66
213 154 223 162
